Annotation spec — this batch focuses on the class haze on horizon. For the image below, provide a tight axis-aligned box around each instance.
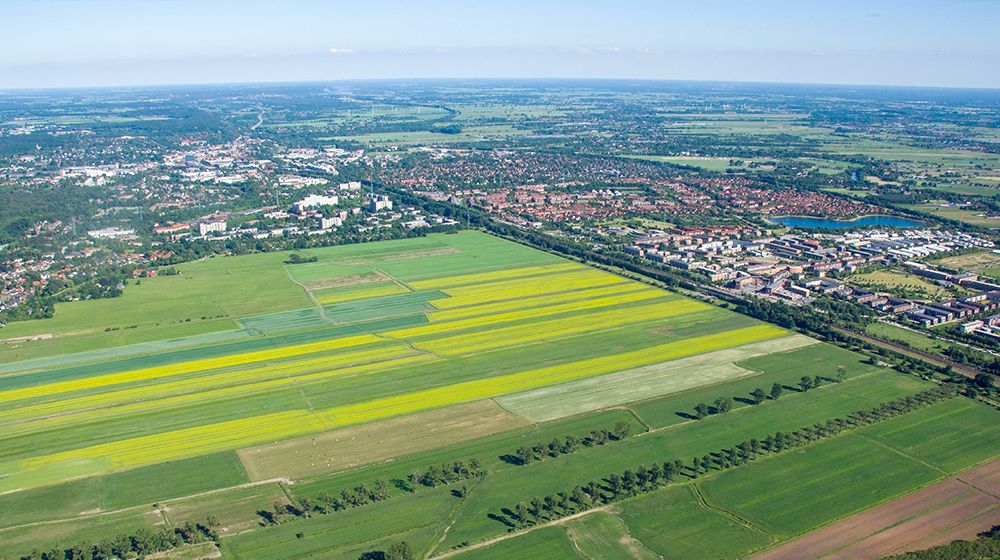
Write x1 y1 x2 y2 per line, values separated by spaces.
2 0 999 91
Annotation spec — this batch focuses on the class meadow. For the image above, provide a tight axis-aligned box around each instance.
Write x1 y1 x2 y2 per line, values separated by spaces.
4 231 998 559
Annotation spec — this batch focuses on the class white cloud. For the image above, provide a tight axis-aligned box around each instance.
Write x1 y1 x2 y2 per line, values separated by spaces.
328 48 356 55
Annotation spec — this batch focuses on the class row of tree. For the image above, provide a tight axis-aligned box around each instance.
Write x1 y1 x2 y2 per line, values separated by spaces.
497 386 956 530
506 422 632 466
691 371 848 420
259 459 484 526
882 524 999 560
17 517 219 560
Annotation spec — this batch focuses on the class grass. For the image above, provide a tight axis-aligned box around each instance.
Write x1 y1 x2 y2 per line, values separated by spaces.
859 398 1000 473
619 486 772 560
457 526 579 559
564 510 660 560
865 322 951 354
932 250 1000 271
849 269 945 299
700 433 943 538
904 202 1000 228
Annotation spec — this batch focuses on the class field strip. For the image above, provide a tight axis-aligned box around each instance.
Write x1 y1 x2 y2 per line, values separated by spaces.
495 334 817 422
0 328 253 378
0 334 381 405
2 354 434 436
427 283 652 323
430 270 630 309
8 325 785 490
314 282 410 305
408 262 581 291
417 299 712 356
749 458 1000 560
237 400 531 481
384 289 667 340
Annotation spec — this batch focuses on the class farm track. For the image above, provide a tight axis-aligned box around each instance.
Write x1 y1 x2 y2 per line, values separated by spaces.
0 476 291 533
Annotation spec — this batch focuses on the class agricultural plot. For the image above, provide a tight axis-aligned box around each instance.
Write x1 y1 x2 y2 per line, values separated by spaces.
7 231 992 559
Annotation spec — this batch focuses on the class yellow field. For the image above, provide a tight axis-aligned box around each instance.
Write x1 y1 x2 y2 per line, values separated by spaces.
5 355 435 437
386 289 668 340
408 262 580 291
0 344 422 426
0 334 381 405
12 324 783 481
428 283 652 323
419 299 710 356
430 269 629 309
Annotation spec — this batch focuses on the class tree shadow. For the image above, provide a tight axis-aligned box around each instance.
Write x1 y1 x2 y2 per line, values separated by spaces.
489 512 514 529
675 411 697 420
498 454 524 466
390 478 411 493
734 396 755 405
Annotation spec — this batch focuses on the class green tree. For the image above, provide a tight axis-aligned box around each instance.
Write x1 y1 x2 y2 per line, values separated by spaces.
751 388 767 405
799 376 813 392
694 402 710 420
385 541 413 560
714 396 732 414
612 421 631 440
770 382 783 400
836 365 847 383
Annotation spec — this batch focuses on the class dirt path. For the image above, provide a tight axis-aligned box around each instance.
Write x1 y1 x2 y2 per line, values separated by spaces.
429 505 614 559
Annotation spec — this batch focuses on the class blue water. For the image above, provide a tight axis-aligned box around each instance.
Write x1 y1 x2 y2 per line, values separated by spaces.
772 215 924 230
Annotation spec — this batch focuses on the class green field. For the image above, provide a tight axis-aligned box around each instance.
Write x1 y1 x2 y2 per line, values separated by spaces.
6 230 998 559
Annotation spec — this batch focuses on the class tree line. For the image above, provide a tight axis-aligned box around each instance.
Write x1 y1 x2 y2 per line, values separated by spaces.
691 371 847 420
260 459 483 526
494 385 956 530
881 524 999 560
15 517 219 560
505 422 632 466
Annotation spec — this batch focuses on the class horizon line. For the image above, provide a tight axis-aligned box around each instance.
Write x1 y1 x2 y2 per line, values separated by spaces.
4 76 1000 95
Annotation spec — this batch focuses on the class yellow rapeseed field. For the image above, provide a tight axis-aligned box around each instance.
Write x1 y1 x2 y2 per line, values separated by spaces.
385 289 668 340
420 299 710 356
431 270 630 309
428 283 654 323
0 334 381 405
17 324 784 476
408 262 581 291
0 344 420 425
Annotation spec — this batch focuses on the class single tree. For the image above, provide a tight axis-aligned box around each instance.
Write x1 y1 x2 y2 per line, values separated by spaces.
714 396 732 414
751 388 767 405
836 365 846 383
694 402 710 419
385 540 413 560
799 375 813 392
770 382 783 400
612 421 632 440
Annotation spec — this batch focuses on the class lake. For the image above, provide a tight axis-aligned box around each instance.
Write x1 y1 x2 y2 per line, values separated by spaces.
772 215 924 230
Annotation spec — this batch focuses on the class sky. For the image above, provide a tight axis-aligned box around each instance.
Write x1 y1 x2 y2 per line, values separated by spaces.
2 0 999 90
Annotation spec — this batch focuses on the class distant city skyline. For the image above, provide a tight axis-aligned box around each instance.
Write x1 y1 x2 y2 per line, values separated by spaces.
2 0 999 90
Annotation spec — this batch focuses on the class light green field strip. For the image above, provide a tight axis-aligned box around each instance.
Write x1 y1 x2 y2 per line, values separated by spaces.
6 324 785 492
428 283 654 323
418 299 710 356
408 262 581 291
0 328 253 377
313 282 410 305
0 334 380 406
431 269 630 309
0 344 423 428
386 289 667 340
496 334 818 422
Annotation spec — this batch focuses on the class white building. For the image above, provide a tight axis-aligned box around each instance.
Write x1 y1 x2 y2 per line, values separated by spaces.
318 216 343 230
198 221 227 235
292 195 339 214
339 181 362 191
369 194 393 212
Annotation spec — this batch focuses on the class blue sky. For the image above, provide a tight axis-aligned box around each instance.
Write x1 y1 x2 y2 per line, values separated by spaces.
2 0 998 89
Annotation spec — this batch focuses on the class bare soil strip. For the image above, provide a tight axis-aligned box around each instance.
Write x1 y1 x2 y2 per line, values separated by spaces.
751 458 1000 560
237 399 530 481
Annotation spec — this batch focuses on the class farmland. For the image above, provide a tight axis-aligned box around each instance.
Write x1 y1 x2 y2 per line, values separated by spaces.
3 231 999 559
